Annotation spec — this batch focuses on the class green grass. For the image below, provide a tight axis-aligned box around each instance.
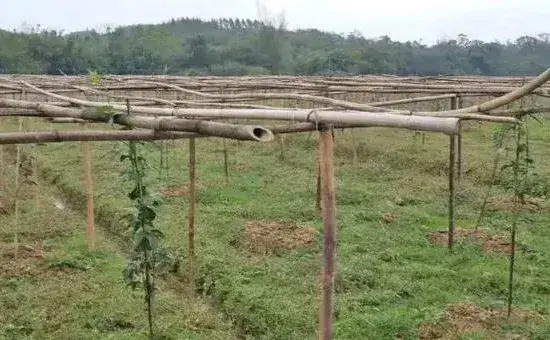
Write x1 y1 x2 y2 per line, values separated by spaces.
2 100 550 339
0 155 240 339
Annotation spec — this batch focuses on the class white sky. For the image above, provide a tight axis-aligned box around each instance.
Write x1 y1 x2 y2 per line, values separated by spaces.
2 0 549 44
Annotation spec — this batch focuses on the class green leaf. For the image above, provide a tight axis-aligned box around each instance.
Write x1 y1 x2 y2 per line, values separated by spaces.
96 105 115 115
88 70 102 85
139 206 157 221
129 186 147 200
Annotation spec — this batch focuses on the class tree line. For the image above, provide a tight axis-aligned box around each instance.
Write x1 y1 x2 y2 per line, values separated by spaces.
0 17 549 76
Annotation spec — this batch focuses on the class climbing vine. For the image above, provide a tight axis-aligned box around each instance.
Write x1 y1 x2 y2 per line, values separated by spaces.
120 140 165 339
489 115 545 317
497 116 549 200
476 115 545 316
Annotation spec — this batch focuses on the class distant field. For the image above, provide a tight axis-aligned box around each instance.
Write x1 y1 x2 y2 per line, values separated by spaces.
1 75 550 339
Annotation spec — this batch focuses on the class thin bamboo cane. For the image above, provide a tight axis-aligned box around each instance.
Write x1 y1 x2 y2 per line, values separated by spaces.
222 138 229 185
450 97 462 183
188 137 197 283
82 139 95 250
13 117 23 259
448 133 457 251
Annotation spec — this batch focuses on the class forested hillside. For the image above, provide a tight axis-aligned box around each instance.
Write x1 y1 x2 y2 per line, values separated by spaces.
1 17 549 76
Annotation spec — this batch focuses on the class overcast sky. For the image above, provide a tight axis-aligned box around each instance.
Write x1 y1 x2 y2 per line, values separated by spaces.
2 0 549 44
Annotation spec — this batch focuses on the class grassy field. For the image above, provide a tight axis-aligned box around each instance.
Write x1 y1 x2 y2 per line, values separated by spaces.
1 96 550 339
0 146 240 339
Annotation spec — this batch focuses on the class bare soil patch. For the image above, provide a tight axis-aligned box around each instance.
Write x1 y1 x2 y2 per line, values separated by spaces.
0 195 14 215
240 220 318 254
380 213 399 224
0 243 45 277
428 228 513 254
418 302 544 339
161 185 191 198
486 195 548 213
231 161 251 172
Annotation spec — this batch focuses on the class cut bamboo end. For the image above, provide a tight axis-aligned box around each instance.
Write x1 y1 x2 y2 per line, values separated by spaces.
250 126 275 142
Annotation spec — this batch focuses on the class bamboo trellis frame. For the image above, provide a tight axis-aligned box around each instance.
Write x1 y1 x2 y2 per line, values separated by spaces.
1 68 550 340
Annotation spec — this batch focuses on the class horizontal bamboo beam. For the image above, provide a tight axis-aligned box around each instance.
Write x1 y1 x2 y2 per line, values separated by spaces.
0 98 462 134
0 99 274 142
0 129 201 144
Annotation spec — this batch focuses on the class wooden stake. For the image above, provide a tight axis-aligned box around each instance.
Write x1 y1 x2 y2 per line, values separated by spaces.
319 125 336 340
82 140 95 250
188 137 196 281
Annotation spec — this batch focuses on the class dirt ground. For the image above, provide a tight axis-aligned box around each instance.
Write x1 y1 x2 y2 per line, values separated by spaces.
231 161 251 172
240 220 319 254
0 195 14 215
0 243 45 277
429 228 514 254
485 195 548 213
418 302 544 339
161 184 191 198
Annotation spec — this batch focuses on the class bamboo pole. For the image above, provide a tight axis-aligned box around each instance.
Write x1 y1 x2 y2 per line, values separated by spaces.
450 96 463 182
507 122 522 318
319 125 336 340
222 138 229 185
13 117 22 259
146 81 392 113
188 137 197 282
0 130 202 144
0 97 520 128
82 137 95 251
0 106 522 125
316 134 322 215
0 145 4 192
0 99 275 142
448 133 457 251
32 154 39 212
14 71 544 120
2 73 548 92
24 114 40 213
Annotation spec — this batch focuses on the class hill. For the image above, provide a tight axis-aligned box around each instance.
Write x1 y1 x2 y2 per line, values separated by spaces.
0 17 549 76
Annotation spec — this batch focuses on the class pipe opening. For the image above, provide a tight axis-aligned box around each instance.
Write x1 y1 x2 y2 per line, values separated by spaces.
252 127 274 142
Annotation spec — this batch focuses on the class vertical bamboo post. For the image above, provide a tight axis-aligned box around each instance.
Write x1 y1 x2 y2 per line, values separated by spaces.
222 138 229 185
448 132 457 251
507 120 522 318
349 129 358 163
451 95 463 182
0 145 4 192
28 116 40 213
13 118 23 259
277 135 286 161
316 133 322 215
188 137 197 282
82 139 95 250
319 125 336 340
32 155 40 212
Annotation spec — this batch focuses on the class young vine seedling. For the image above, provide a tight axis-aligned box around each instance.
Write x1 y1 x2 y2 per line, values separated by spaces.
120 140 165 339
